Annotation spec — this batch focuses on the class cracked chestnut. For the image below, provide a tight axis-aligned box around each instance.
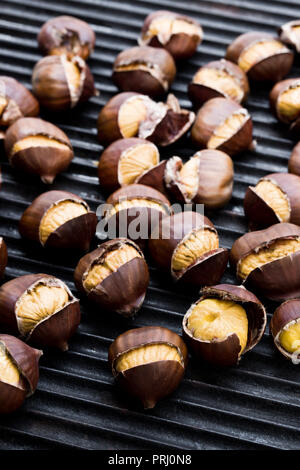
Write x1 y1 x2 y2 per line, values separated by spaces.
230 223 300 301
188 59 249 109
4 117 74 184
149 211 229 286
270 299 300 363
183 284 266 367
38 15 95 60
270 78 300 130
139 10 203 60
289 142 300 176
279 20 300 53
98 138 160 194
226 31 293 82
244 173 300 229
32 55 96 111
0 238 7 280
97 92 194 147
74 238 149 317
108 326 188 408
19 190 97 252
191 97 254 156
0 334 42 414
112 46 176 97
0 274 81 350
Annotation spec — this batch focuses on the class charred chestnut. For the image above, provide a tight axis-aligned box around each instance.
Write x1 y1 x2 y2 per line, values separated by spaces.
0 238 7 280
183 284 266 367
191 97 254 156
289 142 300 176
112 46 176 97
74 238 149 317
0 76 39 130
97 92 194 147
4 117 74 184
108 326 188 408
0 334 42 414
32 55 96 111
230 223 300 301
279 20 300 53
0 274 81 350
226 32 293 82
19 190 97 252
139 10 203 60
188 59 249 109
270 299 300 363
98 138 160 194
270 78 300 128
38 15 95 60
149 211 229 286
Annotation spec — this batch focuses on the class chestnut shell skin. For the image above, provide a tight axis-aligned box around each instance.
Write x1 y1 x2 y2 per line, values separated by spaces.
226 31 294 82
4 117 74 184
230 223 300 301
0 334 42 414
289 142 300 177
135 160 169 196
270 299 300 362
0 238 8 280
74 238 149 317
38 15 96 60
0 273 81 351
112 46 176 97
19 190 97 252
182 284 267 367
108 326 188 408
0 76 39 128
139 10 203 60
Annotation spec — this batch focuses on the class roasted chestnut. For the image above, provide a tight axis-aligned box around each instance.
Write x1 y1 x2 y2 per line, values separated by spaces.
149 211 229 285
108 326 188 408
191 97 254 156
112 46 176 97
279 20 300 53
230 223 300 301
134 159 169 196
4 117 74 184
270 299 300 363
165 150 234 209
0 238 7 280
188 59 249 109
19 190 97 252
32 55 96 111
0 274 81 351
289 141 300 176
97 92 194 147
182 284 266 367
270 78 300 128
226 32 293 82
38 15 95 60
244 173 300 230
98 138 160 194
74 238 149 317
0 334 42 414
138 10 203 60
0 76 39 130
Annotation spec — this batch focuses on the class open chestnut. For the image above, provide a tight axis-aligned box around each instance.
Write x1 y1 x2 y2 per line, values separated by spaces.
279 20 300 54
270 299 300 363
270 78 300 129
289 141 300 176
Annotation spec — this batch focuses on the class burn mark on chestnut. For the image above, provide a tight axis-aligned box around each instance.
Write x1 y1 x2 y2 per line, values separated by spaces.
270 299 300 363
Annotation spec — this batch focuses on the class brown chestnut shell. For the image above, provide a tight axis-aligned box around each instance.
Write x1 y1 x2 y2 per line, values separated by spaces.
270 299 300 362
135 160 169 196
0 238 8 280
289 141 300 176
0 76 39 128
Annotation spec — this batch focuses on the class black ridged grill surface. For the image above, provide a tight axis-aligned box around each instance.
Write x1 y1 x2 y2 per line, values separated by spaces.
0 0 300 450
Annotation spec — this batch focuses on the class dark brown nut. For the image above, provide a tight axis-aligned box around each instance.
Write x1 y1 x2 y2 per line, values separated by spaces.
0 274 81 350
135 160 169 196
74 238 149 317
149 211 229 286
0 76 39 129
0 238 7 280
19 190 97 252
0 334 42 414
270 299 300 363
230 223 300 301
38 15 95 60
289 141 300 176
165 150 234 209
97 92 194 147
279 20 300 53
139 10 203 60
270 78 300 125
244 173 300 230
4 117 74 184
32 55 96 111
112 46 176 97
226 31 293 82
108 326 188 408
188 59 249 109
98 138 160 194
182 284 266 367
191 97 254 156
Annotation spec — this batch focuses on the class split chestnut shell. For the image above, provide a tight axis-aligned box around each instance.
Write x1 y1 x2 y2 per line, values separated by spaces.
279 20 300 54
270 299 300 363
182 284 267 366
108 326 188 408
